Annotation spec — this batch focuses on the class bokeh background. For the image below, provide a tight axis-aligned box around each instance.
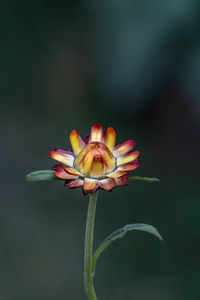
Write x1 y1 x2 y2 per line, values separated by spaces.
1 0 200 299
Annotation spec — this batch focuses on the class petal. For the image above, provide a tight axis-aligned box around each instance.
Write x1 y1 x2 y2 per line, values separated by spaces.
78 148 95 176
65 179 84 189
74 146 91 169
98 146 115 173
89 124 103 143
70 130 85 156
117 151 140 166
53 165 78 179
115 176 129 186
117 162 140 171
84 135 90 144
83 178 98 194
90 154 104 177
104 127 116 151
107 170 128 178
99 178 116 191
113 140 135 157
65 167 82 177
50 149 74 167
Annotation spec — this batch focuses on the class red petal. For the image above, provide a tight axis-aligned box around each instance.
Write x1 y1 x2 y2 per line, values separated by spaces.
52 165 78 179
84 135 90 144
113 140 135 157
107 170 128 178
65 179 84 189
104 127 116 151
83 178 98 194
99 178 116 191
50 149 74 166
89 124 104 143
117 151 140 166
117 162 140 171
65 168 82 176
115 176 130 186
70 130 85 156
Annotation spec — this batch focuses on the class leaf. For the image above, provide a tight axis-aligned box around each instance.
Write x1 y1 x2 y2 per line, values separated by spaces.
92 223 163 275
129 176 160 182
25 170 58 181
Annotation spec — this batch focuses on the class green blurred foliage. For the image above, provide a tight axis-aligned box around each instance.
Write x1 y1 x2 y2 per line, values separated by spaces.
1 0 200 299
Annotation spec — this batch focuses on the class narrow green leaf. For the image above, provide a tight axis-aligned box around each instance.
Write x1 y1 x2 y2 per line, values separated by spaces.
26 170 58 181
92 223 163 275
129 176 160 182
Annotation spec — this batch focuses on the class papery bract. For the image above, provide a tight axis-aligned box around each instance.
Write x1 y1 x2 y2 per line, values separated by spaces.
50 124 140 195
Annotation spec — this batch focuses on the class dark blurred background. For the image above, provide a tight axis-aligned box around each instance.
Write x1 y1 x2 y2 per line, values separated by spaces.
1 0 200 299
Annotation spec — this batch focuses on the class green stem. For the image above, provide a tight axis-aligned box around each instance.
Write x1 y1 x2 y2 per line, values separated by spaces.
84 191 98 300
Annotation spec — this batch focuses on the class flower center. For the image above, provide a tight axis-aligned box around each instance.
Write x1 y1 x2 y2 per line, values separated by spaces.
74 142 116 178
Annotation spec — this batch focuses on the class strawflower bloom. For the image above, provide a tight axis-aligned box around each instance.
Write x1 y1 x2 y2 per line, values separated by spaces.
26 123 161 300
50 124 140 195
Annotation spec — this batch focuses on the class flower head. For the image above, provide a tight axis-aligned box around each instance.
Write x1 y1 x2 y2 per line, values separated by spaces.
50 124 140 195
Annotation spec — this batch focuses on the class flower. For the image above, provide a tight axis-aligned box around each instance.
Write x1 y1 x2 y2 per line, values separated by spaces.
50 124 140 195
